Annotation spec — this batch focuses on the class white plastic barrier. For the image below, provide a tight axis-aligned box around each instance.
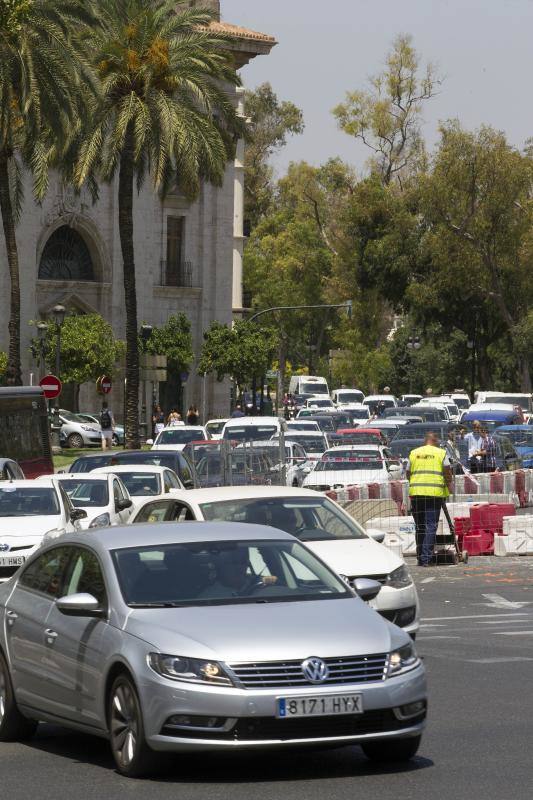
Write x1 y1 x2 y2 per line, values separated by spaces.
383 532 403 559
450 493 518 507
367 515 448 555
495 515 533 556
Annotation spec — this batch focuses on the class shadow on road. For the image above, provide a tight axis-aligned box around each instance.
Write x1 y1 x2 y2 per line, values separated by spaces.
24 724 434 783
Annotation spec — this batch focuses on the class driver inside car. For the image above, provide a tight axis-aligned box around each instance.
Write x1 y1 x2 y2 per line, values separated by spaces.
201 547 277 598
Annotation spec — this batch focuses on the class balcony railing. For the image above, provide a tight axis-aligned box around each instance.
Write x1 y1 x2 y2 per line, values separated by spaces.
159 260 198 288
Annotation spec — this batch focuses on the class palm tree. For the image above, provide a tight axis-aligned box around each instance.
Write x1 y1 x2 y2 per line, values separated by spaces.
0 0 96 384
74 1 242 448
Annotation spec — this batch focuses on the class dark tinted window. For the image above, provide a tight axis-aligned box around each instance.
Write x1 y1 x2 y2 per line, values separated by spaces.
19 546 72 597
70 455 113 473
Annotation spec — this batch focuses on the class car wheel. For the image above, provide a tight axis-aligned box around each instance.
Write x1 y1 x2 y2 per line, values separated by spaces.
109 674 158 778
0 652 38 741
67 432 84 449
361 734 421 763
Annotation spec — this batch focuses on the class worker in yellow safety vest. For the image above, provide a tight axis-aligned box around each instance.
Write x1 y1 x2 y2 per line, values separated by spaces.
407 432 454 566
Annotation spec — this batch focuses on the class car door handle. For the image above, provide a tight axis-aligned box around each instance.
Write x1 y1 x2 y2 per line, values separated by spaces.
6 610 18 626
44 629 58 645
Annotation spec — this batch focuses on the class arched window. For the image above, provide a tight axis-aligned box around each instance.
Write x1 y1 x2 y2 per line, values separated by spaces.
38 226 94 281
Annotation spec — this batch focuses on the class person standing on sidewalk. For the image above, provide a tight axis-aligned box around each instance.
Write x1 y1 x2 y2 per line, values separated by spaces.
100 401 115 451
407 432 453 566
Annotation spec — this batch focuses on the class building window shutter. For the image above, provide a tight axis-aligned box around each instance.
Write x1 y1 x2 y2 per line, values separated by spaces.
165 217 184 286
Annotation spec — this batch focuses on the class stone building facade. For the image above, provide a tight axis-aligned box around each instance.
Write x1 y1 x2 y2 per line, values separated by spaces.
0 1 275 420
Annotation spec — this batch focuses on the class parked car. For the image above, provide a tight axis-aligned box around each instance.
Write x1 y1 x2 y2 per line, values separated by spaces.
303 396 337 411
0 521 426 775
78 413 124 446
152 426 208 451
55 409 102 449
129 486 421 639
239 440 314 487
62 453 116 474
497 425 533 468
331 388 365 406
0 458 25 481
91 465 183 507
107 450 195 489
272 430 329 460
302 445 402 491
50 473 133 529
0 478 86 581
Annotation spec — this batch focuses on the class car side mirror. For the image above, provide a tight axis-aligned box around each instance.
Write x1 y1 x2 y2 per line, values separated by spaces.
70 508 87 522
352 578 381 601
56 593 104 618
116 498 133 511
182 478 195 489
366 528 386 544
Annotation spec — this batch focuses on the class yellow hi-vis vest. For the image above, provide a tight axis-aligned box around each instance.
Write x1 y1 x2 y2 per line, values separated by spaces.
408 445 449 498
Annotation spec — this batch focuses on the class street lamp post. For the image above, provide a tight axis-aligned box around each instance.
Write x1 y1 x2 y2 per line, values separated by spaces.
51 304 66 450
406 335 421 393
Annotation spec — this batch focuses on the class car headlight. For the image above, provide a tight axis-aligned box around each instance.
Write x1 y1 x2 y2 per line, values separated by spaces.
148 654 235 686
385 564 413 588
388 642 419 676
89 512 111 529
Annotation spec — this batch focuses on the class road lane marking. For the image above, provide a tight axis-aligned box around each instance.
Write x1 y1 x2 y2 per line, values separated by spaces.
417 635 461 640
464 657 533 663
481 593 532 610
493 631 533 636
420 577 436 584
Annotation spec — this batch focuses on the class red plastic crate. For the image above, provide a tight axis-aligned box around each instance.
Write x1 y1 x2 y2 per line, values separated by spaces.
462 529 495 556
454 516 471 546
469 503 515 533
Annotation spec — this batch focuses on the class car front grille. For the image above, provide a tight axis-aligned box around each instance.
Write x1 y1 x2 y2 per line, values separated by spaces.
228 654 388 689
160 708 426 741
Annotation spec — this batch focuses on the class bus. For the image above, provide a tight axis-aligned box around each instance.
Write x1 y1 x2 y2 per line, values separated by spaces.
0 387 54 478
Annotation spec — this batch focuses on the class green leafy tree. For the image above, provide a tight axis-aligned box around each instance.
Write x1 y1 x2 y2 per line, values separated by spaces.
333 34 439 185
140 314 193 373
74 3 242 447
0 0 96 384
244 83 304 229
34 313 125 408
198 320 277 396
0 351 7 384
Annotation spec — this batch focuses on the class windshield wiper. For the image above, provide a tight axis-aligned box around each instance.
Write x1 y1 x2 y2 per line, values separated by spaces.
128 602 182 608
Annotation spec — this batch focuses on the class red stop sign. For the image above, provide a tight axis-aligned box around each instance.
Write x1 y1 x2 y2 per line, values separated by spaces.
40 374 62 400
101 375 112 394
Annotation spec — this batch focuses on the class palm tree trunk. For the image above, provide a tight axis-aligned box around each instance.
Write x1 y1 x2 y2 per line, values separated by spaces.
118 126 140 448
0 153 22 386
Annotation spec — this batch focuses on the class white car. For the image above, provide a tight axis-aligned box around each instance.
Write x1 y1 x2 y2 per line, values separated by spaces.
302 444 402 491
331 388 365 406
128 486 420 637
51 473 133 529
0 479 86 582
152 425 208 451
363 394 398 412
91 465 183 507
303 396 336 411
222 416 287 442
235 440 313 487
205 418 228 440
286 420 321 433
273 430 329 460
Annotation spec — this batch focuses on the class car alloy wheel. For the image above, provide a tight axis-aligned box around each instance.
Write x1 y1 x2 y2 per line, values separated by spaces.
109 675 157 777
67 433 84 449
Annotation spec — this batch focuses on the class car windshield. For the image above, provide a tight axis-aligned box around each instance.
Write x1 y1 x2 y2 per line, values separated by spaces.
498 430 533 446
274 435 326 452
157 429 205 445
117 473 161 496
60 479 109 507
307 399 331 407
287 422 319 431
315 450 383 472
0 486 60 516
338 432 380 444
199 496 368 542
206 421 226 435
223 425 278 442
60 410 84 423
113 539 351 607
337 391 364 404
482 395 529 410
301 383 328 395
70 456 112 473
454 397 470 409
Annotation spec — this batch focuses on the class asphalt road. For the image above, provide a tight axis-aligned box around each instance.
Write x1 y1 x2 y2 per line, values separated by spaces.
2 556 533 799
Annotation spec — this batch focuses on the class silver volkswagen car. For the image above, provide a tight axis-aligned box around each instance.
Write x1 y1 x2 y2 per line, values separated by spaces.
0 523 426 777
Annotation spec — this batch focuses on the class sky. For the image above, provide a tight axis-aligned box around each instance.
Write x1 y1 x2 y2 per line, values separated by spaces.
223 0 533 176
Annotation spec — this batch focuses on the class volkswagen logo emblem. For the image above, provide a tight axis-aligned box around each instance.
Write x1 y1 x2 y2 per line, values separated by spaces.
0 544 9 552
301 656 329 684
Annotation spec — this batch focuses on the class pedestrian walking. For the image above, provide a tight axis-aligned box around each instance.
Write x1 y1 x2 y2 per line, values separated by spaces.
167 408 183 426
100 401 115 451
407 432 453 566
186 405 200 425
152 404 165 437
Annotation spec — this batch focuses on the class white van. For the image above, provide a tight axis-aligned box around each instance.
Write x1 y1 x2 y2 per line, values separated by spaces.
474 391 532 414
331 388 365 406
288 375 329 397
222 416 287 442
